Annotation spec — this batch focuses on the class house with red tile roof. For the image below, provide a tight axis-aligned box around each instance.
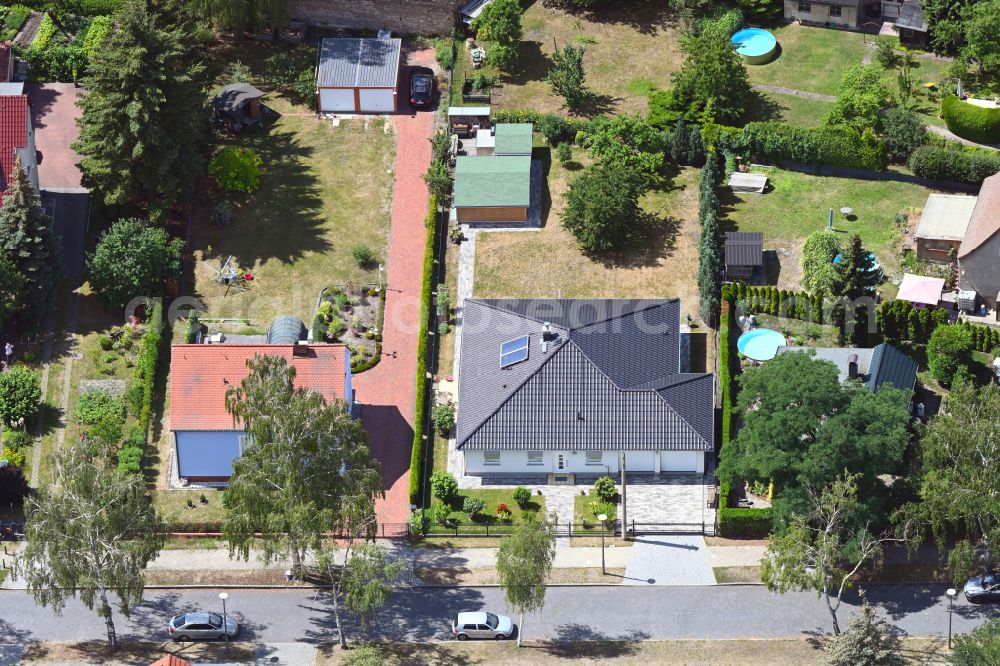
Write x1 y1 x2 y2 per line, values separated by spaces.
958 171 1000 312
0 93 37 194
169 344 352 483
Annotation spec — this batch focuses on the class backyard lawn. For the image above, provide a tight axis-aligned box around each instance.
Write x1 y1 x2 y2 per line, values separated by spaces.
487 2 685 115
191 112 395 328
745 23 867 97
721 167 942 289
474 151 706 320
752 91 833 128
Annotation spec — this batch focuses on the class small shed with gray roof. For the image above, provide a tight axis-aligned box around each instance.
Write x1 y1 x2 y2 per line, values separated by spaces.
316 37 401 114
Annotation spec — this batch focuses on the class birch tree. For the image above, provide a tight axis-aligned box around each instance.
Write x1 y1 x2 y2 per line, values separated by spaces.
894 379 1000 582
761 474 888 635
496 513 557 647
14 444 165 652
223 354 383 576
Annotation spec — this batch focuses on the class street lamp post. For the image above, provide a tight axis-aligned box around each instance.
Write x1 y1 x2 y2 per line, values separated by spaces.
947 588 957 650
219 592 230 653
597 513 608 575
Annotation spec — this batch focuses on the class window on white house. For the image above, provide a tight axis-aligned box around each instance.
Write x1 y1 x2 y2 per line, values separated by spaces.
484 451 501 466
527 451 543 465
585 451 602 465
829 5 842 17
798 1 811 12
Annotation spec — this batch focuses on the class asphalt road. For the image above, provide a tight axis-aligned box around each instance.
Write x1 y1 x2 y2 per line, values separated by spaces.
1 584 998 646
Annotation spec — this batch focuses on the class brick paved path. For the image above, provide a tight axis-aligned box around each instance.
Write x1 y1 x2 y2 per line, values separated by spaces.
352 50 436 525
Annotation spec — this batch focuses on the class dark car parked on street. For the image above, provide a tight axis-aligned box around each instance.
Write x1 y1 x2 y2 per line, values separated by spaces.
409 67 435 108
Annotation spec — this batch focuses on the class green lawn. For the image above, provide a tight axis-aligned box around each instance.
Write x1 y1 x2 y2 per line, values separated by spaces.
428 488 545 533
721 167 940 289
751 91 834 128
573 493 617 533
754 314 841 347
490 1 685 115
475 153 706 319
154 489 227 529
746 23 867 97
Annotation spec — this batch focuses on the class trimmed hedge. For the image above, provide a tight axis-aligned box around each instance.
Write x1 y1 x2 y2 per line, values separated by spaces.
702 122 888 172
942 95 1000 145
492 109 593 144
962 320 1000 353
408 194 438 505
909 144 1000 185
119 301 163 476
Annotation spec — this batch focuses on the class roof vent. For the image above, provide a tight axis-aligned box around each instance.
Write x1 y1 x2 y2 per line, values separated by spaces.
848 353 859 379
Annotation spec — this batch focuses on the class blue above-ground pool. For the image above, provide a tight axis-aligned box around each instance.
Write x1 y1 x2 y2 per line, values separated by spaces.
731 28 778 65
737 328 787 362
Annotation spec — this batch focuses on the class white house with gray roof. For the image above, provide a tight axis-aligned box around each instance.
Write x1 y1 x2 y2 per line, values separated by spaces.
455 299 715 481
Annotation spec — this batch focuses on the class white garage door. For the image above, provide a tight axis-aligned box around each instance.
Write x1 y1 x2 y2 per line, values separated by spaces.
359 88 395 113
660 451 697 472
319 88 355 113
624 451 655 472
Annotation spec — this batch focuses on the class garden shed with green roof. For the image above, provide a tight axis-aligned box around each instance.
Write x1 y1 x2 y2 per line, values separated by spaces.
453 123 533 224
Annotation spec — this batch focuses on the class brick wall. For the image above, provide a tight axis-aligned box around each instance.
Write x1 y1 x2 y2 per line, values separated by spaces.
289 0 460 36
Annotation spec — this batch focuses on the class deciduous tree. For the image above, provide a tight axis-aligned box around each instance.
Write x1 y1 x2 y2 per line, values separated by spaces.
223 354 383 575
895 380 1000 581
561 161 648 254
583 114 665 174
75 0 208 210
191 0 287 36
826 64 895 134
802 231 842 296
472 0 522 71
87 218 184 309
761 474 889 635
0 159 61 324
882 107 928 164
953 617 1000 665
963 0 1000 74
547 44 587 111
0 365 41 428
14 444 165 652
719 352 910 524
927 324 974 385
497 513 557 647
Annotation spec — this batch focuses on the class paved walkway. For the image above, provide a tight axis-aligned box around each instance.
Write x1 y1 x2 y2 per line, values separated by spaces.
352 49 436 525
623 535 715 586
752 83 835 102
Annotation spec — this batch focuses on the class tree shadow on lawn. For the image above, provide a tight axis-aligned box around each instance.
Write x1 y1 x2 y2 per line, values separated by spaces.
190 116 331 271
560 0 680 36
742 90 786 124
592 211 682 269
505 41 553 88
535 624 652 659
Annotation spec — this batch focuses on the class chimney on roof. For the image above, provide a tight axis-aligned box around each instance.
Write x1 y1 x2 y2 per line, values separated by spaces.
292 344 309 358
848 353 859 379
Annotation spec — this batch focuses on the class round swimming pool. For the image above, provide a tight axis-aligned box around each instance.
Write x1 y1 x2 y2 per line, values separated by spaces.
737 328 787 362
731 28 778 65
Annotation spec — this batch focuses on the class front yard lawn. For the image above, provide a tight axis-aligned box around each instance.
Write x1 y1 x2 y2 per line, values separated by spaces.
474 153 706 319
573 493 618 533
428 488 545 533
191 105 395 328
745 23 867 97
721 167 942 289
154 489 227 530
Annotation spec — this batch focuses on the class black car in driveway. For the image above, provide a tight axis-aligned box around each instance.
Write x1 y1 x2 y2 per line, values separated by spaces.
964 574 1000 602
409 67 435 108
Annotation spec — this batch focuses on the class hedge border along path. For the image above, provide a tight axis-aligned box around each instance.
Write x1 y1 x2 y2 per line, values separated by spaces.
716 286 773 539
409 194 438 505
942 95 1000 146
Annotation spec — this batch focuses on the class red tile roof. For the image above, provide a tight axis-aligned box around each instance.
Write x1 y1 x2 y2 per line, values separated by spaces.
169 344 349 431
0 43 10 83
0 94 28 193
959 171 1000 258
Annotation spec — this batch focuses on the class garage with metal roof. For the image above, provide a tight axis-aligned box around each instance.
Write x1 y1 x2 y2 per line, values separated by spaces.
316 37 401 114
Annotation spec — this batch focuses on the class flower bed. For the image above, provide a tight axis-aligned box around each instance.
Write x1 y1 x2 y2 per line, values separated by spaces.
312 283 384 373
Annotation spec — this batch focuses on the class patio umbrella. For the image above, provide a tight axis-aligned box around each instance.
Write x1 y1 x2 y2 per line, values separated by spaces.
828 208 833 229
957 79 964 99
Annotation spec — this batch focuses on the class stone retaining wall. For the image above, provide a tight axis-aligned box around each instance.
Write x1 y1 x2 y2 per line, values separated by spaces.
288 0 460 36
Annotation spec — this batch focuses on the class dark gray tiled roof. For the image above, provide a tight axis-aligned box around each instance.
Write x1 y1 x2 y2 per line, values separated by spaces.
866 343 918 393
896 0 928 32
318 38 401 88
724 232 763 267
456 299 713 452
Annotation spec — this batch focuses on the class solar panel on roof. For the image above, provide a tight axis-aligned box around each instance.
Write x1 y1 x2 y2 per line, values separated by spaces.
500 335 530 368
